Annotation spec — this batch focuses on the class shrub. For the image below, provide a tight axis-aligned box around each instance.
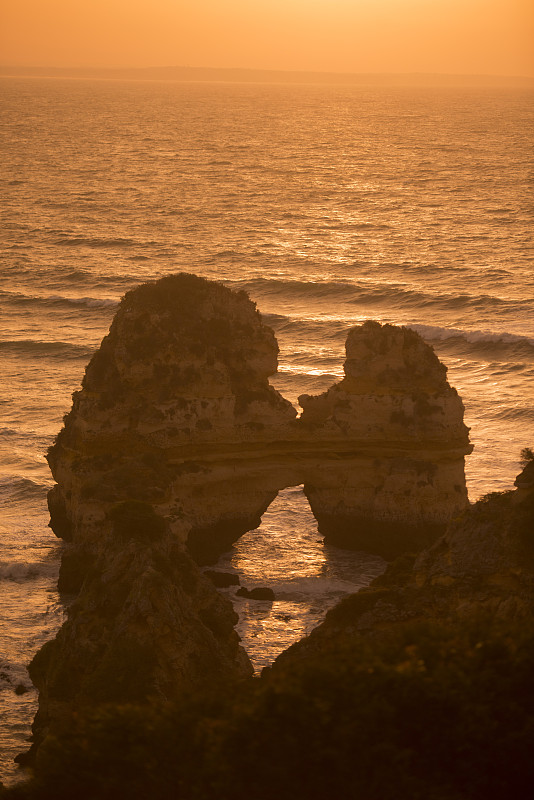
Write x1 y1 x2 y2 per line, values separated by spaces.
520 447 534 468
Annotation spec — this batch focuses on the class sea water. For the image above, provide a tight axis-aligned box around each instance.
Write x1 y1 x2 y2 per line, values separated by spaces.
1 77 533 781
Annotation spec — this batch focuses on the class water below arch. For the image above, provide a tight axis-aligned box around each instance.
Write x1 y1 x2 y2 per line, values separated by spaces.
211 485 386 672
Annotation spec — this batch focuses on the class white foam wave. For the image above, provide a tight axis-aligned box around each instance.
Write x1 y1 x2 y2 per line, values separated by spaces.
409 323 534 346
233 576 366 600
0 660 30 692
47 295 118 309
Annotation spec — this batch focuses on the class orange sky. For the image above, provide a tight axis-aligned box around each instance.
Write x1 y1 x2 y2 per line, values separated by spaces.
1 0 533 76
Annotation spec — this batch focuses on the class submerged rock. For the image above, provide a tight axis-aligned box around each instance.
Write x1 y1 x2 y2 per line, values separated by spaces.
28 273 472 762
236 586 275 601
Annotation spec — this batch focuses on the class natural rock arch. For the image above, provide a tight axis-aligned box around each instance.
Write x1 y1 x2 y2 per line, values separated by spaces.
30 273 472 762
47 272 472 594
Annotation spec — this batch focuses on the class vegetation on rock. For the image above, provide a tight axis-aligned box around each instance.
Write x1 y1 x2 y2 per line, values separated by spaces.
4 616 533 800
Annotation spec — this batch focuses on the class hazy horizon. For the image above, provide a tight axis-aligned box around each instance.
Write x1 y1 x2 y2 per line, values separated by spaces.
1 1 533 78
2 64 533 88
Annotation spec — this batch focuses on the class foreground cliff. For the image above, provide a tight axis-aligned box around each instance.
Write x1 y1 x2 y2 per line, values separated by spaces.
6 470 533 800
25 273 473 765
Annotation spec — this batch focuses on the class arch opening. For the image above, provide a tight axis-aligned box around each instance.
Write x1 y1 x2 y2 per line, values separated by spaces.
207 485 386 672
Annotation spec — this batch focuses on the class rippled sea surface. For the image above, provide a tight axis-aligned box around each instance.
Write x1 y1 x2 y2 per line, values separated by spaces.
1 78 533 781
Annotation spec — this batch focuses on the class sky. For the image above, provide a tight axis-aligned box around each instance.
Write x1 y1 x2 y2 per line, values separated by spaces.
1 0 533 77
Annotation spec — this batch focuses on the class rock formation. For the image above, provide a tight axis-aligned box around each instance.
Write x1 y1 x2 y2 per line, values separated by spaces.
26 500 252 766
49 275 471 575
47 273 297 578
274 476 534 669
16 469 534 800
28 273 472 762
300 320 472 553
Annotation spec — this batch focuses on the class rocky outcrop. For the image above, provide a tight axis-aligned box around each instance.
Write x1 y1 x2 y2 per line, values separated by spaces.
24 500 251 768
300 321 472 553
47 274 297 576
48 275 471 573
274 475 534 669
13 466 533 800
28 273 472 762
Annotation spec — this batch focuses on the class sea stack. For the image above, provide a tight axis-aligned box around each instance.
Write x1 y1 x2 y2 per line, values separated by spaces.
299 321 473 554
29 274 472 760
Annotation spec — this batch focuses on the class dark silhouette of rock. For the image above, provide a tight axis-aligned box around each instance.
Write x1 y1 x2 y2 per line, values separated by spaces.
275 477 534 670
204 570 240 588
515 457 534 490
236 586 275 601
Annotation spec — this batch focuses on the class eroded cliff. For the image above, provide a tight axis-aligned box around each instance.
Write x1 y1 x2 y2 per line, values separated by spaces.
13 473 534 800
29 273 473 762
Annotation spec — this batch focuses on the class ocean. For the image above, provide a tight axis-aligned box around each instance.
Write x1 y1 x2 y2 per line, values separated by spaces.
1 77 533 782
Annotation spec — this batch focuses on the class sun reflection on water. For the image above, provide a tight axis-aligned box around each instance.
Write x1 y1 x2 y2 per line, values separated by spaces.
214 486 386 672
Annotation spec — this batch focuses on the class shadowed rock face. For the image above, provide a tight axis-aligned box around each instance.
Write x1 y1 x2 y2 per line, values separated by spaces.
31 273 472 761
273 481 534 671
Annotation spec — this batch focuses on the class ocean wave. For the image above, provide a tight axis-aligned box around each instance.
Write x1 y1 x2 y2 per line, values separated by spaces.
3 265 139 289
0 561 54 582
62 269 138 286
264 313 349 341
228 277 361 300
228 277 529 314
207 249 243 260
229 575 380 602
276 366 341 380
0 659 29 693
0 290 118 311
410 324 534 346
272 576 363 597
0 476 51 502
489 406 534 422
0 340 95 359
53 236 136 248
321 222 393 231
411 325 534 360
266 314 534 361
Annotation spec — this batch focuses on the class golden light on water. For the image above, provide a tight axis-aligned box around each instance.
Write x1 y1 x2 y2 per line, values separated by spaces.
217 487 386 671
